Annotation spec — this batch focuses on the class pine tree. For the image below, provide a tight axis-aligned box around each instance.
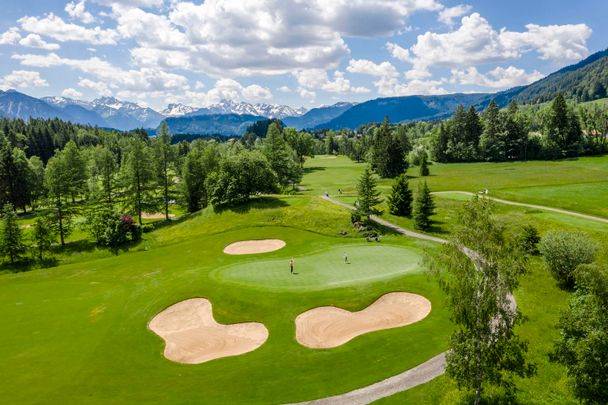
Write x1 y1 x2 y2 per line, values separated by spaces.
181 147 207 213
45 153 72 247
546 94 582 155
121 138 156 225
154 122 175 220
387 173 413 217
413 181 435 231
419 152 430 176
62 140 88 203
32 215 55 262
93 146 118 205
480 100 505 161
1 203 23 263
356 165 382 220
264 123 302 188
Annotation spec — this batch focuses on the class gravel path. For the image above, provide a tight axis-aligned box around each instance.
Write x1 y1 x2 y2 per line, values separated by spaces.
434 191 608 224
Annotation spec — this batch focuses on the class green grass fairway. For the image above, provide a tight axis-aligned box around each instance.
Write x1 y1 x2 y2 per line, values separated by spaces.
213 244 422 290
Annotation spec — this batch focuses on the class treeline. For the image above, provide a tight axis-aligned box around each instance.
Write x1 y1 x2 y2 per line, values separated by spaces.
332 94 608 176
0 119 317 265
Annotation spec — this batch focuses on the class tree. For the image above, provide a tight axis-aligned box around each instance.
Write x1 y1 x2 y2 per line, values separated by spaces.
0 135 33 211
31 215 55 261
285 128 314 167
413 181 435 231
28 156 45 211
0 203 23 263
419 152 430 176
93 145 118 205
121 138 157 225
181 147 207 213
355 165 382 220
539 231 597 289
61 140 88 203
429 197 535 404
518 224 541 255
551 264 608 404
545 94 582 156
86 208 141 249
154 122 175 221
480 100 505 161
45 153 72 246
263 123 302 188
371 117 407 178
206 150 278 207
387 173 413 217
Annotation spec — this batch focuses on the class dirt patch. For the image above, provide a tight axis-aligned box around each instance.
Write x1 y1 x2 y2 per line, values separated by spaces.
149 298 268 364
141 212 176 219
223 239 286 255
296 292 431 349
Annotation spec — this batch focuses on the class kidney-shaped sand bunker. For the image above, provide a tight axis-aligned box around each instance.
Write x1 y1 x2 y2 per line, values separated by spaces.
295 292 431 349
149 298 268 364
223 239 286 255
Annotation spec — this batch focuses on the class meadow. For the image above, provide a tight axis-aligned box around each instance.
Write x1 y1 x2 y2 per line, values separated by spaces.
1 154 607 404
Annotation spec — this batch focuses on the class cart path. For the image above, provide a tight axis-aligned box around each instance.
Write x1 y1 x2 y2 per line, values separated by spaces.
434 191 608 224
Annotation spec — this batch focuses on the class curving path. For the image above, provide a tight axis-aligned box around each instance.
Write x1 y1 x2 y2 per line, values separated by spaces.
289 195 523 405
434 191 608 224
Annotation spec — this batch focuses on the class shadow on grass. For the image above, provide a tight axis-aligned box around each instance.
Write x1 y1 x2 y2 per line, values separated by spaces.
214 196 289 214
302 167 325 175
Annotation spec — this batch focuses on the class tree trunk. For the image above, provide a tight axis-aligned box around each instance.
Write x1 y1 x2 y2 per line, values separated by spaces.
164 163 169 221
136 171 142 226
58 196 65 247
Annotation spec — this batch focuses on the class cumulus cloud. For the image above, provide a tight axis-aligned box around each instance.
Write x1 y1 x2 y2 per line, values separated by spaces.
278 86 292 93
18 13 118 44
386 42 410 62
19 34 60 50
0 27 22 45
347 59 446 96
400 13 591 75
294 69 369 94
90 0 163 7
450 66 544 89
78 78 112 96
65 1 96 24
437 4 472 26
61 87 84 99
0 70 48 90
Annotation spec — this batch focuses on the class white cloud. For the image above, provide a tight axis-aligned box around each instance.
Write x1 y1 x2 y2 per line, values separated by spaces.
298 88 316 100
438 4 472 26
402 13 591 74
19 34 60 50
65 1 96 24
386 42 410 62
90 0 163 7
450 66 544 89
347 59 446 96
19 13 118 45
0 27 22 45
294 69 370 94
0 70 48 90
61 87 84 99
278 86 292 93
78 78 112 96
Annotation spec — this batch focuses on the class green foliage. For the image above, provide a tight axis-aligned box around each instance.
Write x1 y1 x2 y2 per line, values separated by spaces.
0 203 23 263
429 197 535 404
413 181 435 231
206 150 278 207
45 152 72 246
61 140 88 202
263 123 302 187
121 138 157 225
355 165 382 219
181 147 207 213
153 122 176 220
419 152 430 176
31 215 56 261
0 134 34 211
539 231 597 289
371 117 409 178
518 224 541 255
387 174 413 217
551 264 608 404
86 208 141 248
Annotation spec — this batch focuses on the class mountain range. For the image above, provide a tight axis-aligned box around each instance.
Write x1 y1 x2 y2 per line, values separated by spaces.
1 48 607 135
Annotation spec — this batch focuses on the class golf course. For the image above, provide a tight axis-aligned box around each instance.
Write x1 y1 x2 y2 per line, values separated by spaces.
0 154 605 404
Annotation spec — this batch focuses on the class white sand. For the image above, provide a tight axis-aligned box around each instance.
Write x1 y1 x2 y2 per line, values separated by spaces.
149 298 268 364
295 292 431 349
141 212 176 219
223 239 286 255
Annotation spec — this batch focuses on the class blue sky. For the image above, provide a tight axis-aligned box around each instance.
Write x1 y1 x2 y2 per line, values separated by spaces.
0 0 606 111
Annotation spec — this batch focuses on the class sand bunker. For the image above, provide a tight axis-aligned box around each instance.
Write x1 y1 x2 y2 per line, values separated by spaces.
142 212 176 219
296 292 431 349
149 298 268 364
223 239 286 255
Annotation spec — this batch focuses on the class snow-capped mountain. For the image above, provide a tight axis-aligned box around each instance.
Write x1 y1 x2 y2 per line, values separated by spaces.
186 100 307 119
91 97 164 129
42 96 93 109
162 103 197 117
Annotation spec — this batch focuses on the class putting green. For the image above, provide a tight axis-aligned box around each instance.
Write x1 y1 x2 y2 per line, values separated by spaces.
211 244 423 290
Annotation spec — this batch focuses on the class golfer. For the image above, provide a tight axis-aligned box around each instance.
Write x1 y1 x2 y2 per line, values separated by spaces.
343 252 348 263
289 257 295 274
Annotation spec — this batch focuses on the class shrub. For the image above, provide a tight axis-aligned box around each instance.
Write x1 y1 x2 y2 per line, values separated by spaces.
539 231 597 289
87 209 141 248
518 224 541 255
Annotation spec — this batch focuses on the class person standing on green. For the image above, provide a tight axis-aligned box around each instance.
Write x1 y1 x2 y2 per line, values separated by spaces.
290 257 295 274
343 252 348 264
